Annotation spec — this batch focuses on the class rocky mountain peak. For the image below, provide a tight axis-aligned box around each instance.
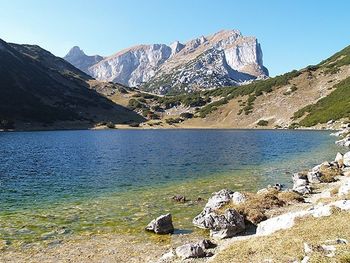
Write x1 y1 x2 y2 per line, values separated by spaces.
66 46 85 57
64 29 269 93
170 41 185 56
64 46 103 75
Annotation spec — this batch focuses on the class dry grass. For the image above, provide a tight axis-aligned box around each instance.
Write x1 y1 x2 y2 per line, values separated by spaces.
319 166 342 183
212 211 350 263
219 189 304 225
331 186 340 196
278 191 305 204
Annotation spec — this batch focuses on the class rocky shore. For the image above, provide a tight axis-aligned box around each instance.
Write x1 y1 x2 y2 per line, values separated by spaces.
151 127 350 262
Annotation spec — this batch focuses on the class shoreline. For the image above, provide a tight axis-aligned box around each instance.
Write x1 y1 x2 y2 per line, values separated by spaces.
0 125 340 133
0 129 348 262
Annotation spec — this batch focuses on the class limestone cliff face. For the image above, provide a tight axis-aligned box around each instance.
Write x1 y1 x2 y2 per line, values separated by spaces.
64 30 269 93
63 46 103 74
88 44 172 87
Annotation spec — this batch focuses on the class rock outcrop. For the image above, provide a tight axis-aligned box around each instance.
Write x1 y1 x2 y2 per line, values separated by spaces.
64 29 268 94
256 200 350 236
89 44 172 88
193 189 246 239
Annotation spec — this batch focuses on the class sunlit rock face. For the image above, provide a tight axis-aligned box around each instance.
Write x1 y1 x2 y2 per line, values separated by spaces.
88 44 172 87
65 29 269 93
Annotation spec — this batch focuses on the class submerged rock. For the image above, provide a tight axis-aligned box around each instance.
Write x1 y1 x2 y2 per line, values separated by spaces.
145 213 174 234
171 195 187 203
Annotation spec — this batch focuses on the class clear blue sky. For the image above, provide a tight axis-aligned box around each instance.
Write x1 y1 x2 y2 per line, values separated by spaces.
0 0 349 76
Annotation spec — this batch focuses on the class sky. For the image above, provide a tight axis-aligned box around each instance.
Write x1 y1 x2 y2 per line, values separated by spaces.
0 0 349 76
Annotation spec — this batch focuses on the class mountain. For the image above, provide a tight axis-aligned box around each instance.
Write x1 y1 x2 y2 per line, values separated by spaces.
0 39 143 129
106 44 350 129
89 44 172 89
63 46 103 74
64 29 268 94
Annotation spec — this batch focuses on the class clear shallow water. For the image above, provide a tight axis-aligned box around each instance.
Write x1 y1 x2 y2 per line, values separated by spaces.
0 129 342 246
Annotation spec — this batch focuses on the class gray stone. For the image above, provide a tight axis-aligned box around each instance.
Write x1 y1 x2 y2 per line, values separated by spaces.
197 239 217 249
193 208 245 239
209 209 245 239
338 178 350 197
175 243 206 259
293 185 312 195
292 172 308 183
343 151 350 166
335 152 344 167
320 245 336 257
307 171 321 184
324 238 348 245
231 192 246 204
145 213 174 234
205 189 234 210
301 256 310 263
304 242 313 254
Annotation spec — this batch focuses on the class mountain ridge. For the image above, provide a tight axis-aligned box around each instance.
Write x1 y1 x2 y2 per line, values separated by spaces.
64 29 269 94
0 38 144 129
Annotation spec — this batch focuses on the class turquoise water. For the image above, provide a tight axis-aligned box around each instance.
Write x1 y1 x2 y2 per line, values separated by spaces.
0 129 342 246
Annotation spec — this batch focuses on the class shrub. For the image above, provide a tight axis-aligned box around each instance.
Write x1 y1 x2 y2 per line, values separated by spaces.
257 120 269 126
165 117 183 125
180 112 194 119
106 122 115 129
128 122 140 127
288 123 299 129
127 99 145 110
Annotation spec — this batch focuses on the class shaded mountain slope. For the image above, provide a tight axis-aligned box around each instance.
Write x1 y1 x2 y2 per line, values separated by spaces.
0 39 144 129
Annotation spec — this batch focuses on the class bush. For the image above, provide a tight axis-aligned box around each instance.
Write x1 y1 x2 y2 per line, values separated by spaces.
288 123 299 129
106 122 115 129
257 120 269 126
180 112 194 119
128 122 140 127
127 99 145 110
165 117 183 125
